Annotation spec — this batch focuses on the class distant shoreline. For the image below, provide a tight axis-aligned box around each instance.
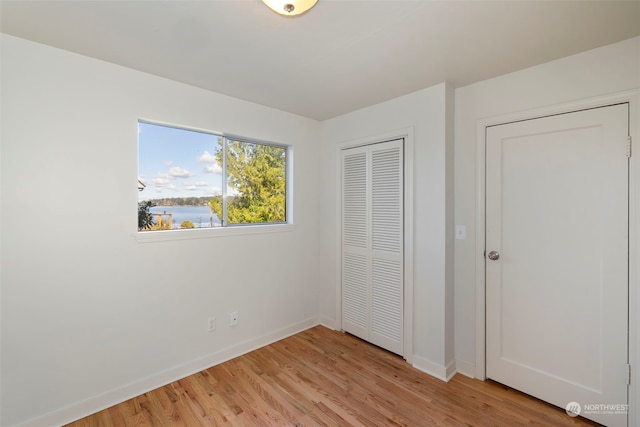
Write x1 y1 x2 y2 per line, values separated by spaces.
149 205 221 228
149 205 211 211
140 196 216 208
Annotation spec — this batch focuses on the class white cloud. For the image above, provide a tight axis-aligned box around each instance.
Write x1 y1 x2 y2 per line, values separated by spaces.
205 186 222 196
204 163 222 174
169 166 192 178
199 151 223 174
198 151 216 163
151 175 172 187
183 184 198 191
165 161 173 167
195 181 209 187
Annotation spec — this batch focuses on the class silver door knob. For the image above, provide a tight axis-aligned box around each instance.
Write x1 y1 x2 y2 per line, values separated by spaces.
487 250 500 260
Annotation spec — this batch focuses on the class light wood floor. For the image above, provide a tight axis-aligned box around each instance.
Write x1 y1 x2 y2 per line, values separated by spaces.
66 325 600 426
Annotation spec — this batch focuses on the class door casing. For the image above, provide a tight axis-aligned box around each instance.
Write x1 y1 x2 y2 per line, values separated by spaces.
475 91 639 424
336 127 415 363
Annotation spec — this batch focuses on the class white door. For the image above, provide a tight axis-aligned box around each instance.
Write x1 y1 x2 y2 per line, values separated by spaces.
342 139 404 355
486 104 629 426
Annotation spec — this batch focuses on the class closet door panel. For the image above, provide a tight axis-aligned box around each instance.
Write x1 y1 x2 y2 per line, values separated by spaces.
341 148 370 340
370 141 403 354
341 139 403 355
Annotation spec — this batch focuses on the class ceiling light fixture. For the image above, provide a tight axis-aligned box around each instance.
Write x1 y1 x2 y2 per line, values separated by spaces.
261 0 318 17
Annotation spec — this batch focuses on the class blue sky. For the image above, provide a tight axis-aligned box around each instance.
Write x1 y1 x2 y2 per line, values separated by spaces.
138 121 223 201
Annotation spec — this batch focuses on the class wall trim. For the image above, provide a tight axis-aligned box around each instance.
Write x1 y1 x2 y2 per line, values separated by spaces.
21 318 319 427
318 316 337 330
413 356 456 382
454 360 476 379
474 89 639 424
334 127 415 364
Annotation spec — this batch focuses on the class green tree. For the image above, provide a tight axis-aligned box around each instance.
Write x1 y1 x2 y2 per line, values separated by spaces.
180 220 195 229
138 200 156 230
210 139 286 224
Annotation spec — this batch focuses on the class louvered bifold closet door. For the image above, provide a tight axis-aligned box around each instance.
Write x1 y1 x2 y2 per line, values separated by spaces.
341 146 370 342
370 140 403 355
341 139 403 356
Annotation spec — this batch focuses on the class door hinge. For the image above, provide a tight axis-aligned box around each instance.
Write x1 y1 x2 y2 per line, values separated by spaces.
626 363 631 385
627 136 632 158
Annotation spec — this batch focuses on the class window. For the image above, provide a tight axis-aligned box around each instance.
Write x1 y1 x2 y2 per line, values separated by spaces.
138 121 288 232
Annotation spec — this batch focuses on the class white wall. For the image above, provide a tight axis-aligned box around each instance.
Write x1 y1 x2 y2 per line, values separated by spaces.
318 83 455 378
0 34 321 427
454 34 640 409
3 29 639 427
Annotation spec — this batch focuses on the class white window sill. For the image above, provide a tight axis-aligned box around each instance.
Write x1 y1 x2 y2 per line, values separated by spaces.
132 223 294 243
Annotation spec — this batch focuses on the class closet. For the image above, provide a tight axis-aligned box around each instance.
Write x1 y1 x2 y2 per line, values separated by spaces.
341 138 404 355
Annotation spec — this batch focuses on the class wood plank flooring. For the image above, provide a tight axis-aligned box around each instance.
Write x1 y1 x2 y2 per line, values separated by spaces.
66 326 600 426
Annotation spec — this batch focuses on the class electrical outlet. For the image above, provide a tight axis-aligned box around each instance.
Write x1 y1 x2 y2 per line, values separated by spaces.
230 311 238 327
208 317 216 332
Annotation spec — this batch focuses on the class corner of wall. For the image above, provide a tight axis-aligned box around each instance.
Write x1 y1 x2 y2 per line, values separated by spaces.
413 355 457 382
444 81 456 366
454 359 476 379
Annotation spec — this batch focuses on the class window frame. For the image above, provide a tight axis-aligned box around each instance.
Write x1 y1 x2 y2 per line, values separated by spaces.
134 120 293 242
221 134 289 227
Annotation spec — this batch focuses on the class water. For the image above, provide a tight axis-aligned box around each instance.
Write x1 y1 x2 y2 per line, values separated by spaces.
149 205 220 229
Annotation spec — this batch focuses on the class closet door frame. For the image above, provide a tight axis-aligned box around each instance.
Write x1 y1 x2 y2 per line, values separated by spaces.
336 127 414 363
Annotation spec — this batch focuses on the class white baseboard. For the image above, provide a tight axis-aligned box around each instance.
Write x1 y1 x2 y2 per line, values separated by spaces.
318 316 337 330
412 356 457 382
454 360 476 378
21 317 319 427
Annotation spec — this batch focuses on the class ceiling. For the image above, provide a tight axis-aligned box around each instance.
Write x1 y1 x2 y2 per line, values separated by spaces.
2 0 639 121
